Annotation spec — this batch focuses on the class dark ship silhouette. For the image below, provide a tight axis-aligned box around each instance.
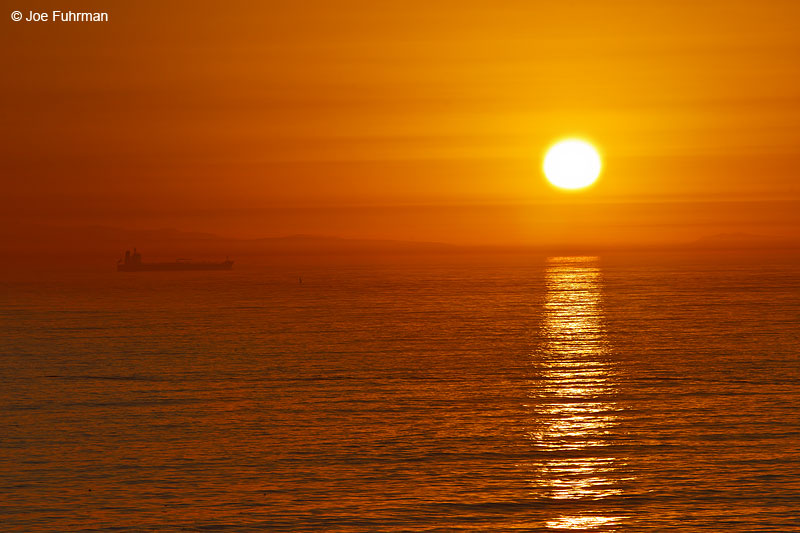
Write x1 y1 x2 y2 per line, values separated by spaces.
117 249 233 271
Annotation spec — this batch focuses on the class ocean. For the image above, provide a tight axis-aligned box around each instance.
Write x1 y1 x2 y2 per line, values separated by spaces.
1 252 798 531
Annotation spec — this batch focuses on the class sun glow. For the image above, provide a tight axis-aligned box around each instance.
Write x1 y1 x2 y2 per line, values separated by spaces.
543 139 602 190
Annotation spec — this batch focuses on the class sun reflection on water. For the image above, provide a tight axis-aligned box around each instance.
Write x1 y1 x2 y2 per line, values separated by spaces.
525 257 630 529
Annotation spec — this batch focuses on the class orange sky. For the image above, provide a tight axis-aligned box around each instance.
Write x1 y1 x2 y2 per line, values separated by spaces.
3 0 800 246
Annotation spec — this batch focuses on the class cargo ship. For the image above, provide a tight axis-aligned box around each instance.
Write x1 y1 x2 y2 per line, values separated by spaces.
117 249 233 271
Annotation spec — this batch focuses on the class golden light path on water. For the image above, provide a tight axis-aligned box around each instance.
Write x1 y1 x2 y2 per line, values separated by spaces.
525 257 631 530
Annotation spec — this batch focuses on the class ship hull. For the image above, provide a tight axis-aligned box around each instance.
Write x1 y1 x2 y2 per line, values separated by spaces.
117 261 233 272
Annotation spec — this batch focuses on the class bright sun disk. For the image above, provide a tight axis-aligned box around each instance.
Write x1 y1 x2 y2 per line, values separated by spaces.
543 139 602 190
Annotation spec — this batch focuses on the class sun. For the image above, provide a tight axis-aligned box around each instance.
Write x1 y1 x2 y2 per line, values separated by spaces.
543 139 602 190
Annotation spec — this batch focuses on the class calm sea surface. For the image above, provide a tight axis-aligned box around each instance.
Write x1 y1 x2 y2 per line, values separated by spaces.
1 252 799 531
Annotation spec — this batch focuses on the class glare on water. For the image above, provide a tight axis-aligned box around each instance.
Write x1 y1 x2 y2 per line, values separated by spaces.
525 257 630 528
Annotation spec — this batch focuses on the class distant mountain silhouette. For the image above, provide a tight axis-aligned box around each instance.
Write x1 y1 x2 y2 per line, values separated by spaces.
1 224 454 260
249 233 453 251
687 232 798 250
3 225 798 265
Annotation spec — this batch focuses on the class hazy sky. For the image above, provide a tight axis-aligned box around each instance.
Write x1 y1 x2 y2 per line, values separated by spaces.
3 0 800 245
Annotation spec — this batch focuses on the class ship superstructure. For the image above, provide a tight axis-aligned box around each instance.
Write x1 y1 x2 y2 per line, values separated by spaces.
117 249 233 271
